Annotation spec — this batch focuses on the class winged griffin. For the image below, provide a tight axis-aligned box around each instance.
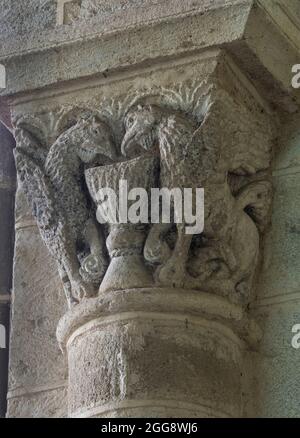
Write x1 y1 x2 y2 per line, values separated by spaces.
14 114 116 308
121 91 272 305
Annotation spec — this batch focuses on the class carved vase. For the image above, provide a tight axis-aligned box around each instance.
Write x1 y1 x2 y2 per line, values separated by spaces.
85 155 158 292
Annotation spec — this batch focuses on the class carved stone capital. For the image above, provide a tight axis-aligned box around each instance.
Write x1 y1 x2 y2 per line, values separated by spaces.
12 50 277 417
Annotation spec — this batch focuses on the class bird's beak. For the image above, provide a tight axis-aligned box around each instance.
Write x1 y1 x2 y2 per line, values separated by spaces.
121 130 137 157
81 140 116 163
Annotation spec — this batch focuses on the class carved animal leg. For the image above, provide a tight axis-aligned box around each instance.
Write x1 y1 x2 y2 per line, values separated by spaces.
144 223 172 265
84 218 105 257
57 265 78 309
185 274 235 298
218 242 237 272
158 224 192 287
190 241 237 278
61 243 96 301
80 218 108 282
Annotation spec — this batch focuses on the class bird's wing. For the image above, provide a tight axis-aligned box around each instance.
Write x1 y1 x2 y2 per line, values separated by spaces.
14 116 48 165
188 97 271 183
187 108 221 186
14 126 65 255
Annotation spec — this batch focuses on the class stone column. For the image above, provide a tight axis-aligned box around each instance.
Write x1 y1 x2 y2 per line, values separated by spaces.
53 52 274 418
0 122 15 417
1 0 300 418
58 288 261 418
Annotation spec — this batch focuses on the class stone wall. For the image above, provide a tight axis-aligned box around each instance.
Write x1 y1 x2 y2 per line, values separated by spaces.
253 115 300 417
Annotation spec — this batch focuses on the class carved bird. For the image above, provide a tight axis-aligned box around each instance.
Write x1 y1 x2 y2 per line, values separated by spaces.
14 115 116 307
120 99 272 301
121 103 218 287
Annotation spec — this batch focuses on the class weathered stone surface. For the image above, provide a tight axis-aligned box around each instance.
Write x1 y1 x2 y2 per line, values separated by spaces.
10 47 275 418
7 387 67 418
0 124 15 185
258 173 300 297
7 207 68 417
0 189 15 293
14 114 115 307
2 0 300 420
9 227 67 387
254 303 300 418
252 114 300 418
0 1 56 38
0 302 10 417
58 288 257 417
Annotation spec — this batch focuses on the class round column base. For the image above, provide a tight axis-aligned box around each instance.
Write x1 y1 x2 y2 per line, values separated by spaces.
57 288 260 418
